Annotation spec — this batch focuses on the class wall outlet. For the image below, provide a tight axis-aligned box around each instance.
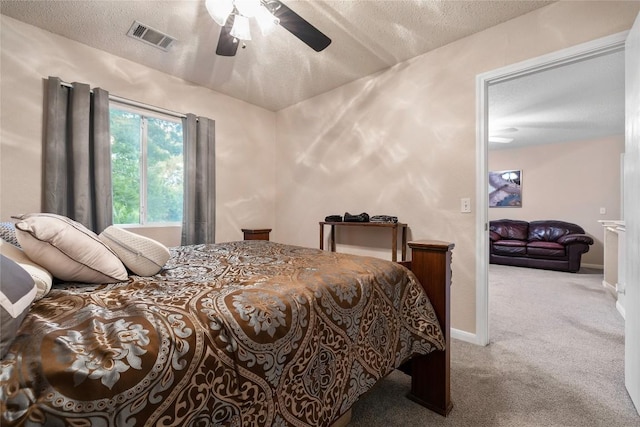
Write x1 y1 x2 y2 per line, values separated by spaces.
600 207 606 215
461 197 472 213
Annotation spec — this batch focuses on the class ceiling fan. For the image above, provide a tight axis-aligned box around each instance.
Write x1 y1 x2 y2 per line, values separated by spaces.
206 0 332 57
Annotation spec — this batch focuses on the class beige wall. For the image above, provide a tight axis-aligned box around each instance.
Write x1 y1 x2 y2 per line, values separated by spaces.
0 15 277 246
489 136 625 267
274 1 640 334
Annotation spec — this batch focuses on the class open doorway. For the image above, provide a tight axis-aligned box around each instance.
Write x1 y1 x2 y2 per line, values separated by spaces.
475 32 628 345
487 48 625 267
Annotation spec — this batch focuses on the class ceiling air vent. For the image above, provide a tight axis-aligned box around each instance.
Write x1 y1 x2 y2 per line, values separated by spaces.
127 21 175 51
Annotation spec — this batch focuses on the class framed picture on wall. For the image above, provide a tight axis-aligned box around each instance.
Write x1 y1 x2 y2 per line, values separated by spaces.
489 169 522 207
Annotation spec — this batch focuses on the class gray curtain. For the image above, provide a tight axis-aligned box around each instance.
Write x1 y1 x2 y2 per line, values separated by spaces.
43 76 112 233
181 114 216 245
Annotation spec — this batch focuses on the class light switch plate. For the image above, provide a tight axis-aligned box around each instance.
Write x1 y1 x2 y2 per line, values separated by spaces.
461 198 471 213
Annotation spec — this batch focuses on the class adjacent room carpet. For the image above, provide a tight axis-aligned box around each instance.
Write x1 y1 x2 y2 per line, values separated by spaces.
349 264 640 426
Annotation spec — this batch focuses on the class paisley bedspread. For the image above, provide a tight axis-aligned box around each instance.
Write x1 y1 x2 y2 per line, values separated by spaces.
0 241 444 426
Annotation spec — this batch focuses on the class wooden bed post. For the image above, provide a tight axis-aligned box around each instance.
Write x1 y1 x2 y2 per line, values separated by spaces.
405 240 454 416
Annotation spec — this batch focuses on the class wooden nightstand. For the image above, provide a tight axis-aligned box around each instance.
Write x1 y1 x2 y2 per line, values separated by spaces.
242 228 272 241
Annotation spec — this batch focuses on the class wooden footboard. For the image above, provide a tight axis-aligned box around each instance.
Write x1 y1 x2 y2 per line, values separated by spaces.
399 240 454 416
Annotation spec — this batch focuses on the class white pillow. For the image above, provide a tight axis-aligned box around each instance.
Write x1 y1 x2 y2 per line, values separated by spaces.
0 238 53 299
99 226 170 276
13 213 128 284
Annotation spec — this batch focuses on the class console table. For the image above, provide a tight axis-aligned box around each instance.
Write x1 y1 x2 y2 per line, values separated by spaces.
319 221 408 261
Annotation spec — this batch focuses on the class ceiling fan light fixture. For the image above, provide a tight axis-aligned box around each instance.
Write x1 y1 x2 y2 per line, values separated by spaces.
230 14 252 40
213 0 331 57
255 5 280 35
205 0 234 26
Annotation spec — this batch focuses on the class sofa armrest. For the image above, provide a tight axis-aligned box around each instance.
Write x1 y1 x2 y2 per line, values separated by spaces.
489 231 501 242
557 234 594 246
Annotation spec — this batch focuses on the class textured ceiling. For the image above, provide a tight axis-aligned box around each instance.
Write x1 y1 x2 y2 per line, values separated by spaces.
1 0 624 149
1 0 554 111
489 49 625 149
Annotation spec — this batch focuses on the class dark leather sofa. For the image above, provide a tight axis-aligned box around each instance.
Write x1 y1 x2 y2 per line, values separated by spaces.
489 219 594 273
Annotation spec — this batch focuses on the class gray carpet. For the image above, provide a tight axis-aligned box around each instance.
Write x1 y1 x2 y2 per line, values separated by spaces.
349 264 640 426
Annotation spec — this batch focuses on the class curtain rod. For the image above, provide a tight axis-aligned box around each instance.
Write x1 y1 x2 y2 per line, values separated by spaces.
59 81 187 119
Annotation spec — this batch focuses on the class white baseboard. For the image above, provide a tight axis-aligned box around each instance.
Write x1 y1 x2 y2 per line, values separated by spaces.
451 328 484 345
602 280 618 298
616 300 626 319
603 279 616 291
582 263 604 269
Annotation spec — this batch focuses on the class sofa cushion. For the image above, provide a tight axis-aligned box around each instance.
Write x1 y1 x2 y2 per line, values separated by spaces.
493 240 526 256
527 241 565 258
489 219 529 241
528 220 585 242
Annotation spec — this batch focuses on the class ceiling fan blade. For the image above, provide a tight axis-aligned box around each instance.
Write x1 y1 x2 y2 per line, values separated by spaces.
273 1 331 52
216 14 239 57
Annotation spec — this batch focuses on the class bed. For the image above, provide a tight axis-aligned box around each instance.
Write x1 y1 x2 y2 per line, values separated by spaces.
0 237 453 426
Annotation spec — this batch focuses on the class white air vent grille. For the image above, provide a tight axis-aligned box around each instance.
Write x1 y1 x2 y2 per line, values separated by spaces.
127 21 175 51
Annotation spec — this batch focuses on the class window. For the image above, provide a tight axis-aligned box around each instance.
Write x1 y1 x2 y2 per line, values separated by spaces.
109 105 183 226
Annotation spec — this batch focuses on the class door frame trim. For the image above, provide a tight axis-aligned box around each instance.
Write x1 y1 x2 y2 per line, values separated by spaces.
474 31 628 346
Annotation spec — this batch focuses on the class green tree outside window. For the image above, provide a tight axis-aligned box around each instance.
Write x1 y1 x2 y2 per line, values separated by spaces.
110 107 183 225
